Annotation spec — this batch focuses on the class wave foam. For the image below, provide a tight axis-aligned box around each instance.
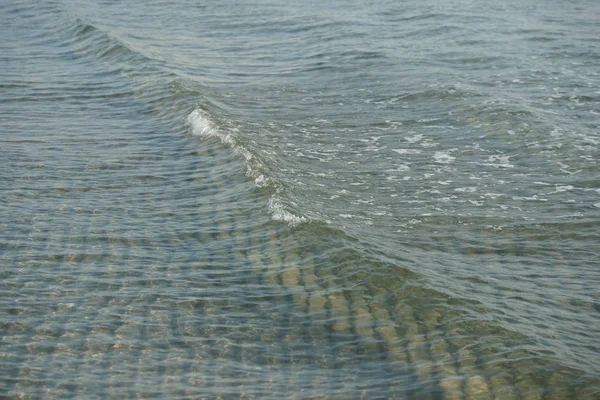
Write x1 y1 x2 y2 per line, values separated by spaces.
268 197 307 227
188 108 308 227
188 108 235 148
433 151 456 164
188 109 265 185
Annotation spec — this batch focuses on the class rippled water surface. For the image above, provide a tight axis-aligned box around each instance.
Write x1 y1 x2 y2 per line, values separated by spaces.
1 0 599 398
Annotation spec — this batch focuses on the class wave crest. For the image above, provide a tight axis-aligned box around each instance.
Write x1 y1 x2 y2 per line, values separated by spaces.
187 108 308 226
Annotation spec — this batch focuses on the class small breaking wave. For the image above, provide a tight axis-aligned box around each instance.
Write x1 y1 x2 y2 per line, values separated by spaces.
187 108 308 226
188 108 267 186
268 196 308 227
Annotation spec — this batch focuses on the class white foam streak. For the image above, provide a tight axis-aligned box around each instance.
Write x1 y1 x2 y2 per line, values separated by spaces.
188 109 308 227
188 109 217 138
268 197 307 227
188 108 263 184
433 151 456 164
188 109 235 145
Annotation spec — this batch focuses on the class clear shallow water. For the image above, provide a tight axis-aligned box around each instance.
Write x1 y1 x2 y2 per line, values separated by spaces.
1 0 599 398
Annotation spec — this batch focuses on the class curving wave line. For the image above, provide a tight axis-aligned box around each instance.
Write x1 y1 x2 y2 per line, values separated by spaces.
59 11 310 229
187 108 308 227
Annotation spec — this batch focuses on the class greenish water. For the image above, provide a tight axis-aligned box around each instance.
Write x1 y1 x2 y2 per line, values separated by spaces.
1 0 599 398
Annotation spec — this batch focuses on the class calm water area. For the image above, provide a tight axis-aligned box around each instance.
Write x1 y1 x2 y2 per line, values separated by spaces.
1 0 599 398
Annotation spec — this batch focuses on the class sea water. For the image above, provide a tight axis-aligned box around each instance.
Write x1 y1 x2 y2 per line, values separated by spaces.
1 0 599 398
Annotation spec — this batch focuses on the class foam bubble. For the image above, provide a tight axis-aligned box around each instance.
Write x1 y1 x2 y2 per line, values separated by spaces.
483 154 514 168
187 109 216 136
469 200 484 206
553 185 574 193
455 187 477 193
420 140 438 148
188 109 236 146
254 174 267 187
392 148 421 155
513 195 548 202
268 197 307 227
433 151 456 164
405 134 424 143
385 164 411 172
